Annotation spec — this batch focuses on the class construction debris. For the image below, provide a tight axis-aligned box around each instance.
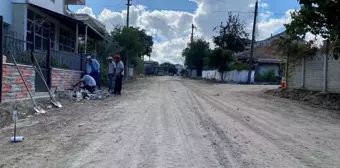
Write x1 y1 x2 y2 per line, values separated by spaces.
58 88 111 101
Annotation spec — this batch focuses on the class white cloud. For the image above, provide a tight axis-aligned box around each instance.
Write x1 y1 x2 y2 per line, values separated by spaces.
77 0 296 65
256 10 293 40
76 6 96 18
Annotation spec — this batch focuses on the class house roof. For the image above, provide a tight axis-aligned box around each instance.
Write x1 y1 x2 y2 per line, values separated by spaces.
29 4 105 40
234 48 283 64
72 13 106 40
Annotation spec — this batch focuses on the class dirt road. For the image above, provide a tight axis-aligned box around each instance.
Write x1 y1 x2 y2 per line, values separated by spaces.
1 77 340 168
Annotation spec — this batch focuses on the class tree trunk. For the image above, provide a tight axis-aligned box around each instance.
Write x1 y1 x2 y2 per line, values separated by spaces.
220 72 224 82
285 54 289 88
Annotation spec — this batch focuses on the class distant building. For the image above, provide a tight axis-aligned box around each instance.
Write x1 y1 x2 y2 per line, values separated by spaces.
234 31 287 82
175 64 184 75
144 61 162 75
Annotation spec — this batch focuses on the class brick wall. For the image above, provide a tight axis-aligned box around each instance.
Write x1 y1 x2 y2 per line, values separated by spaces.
1 63 35 101
51 68 82 90
288 52 340 93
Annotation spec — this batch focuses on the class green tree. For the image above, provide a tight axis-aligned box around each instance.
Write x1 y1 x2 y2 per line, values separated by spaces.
284 1 338 50
112 26 153 65
160 62 178 75
182 38 211 72
206 48 233 82
88 26 153 86
213 12 249 53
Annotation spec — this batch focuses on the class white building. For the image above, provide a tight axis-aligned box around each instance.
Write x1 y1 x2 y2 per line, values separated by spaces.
175 64 184 75
1 0 106 69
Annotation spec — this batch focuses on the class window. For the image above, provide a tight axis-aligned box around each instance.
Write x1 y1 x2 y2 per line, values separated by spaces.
26 9 55 50
59 27 75 53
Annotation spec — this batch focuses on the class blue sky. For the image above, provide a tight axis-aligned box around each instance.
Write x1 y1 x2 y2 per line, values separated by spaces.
71 0 299 19
71 0 301 64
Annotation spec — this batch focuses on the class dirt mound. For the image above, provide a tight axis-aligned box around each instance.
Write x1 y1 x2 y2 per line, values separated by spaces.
266 88 340 110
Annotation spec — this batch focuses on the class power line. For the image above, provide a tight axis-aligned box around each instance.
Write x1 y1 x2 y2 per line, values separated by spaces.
135 0 142 6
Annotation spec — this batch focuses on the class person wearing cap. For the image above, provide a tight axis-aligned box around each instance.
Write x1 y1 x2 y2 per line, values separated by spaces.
107 56 116 92
113 55 124 95
86 55 101 90
73 73 97 93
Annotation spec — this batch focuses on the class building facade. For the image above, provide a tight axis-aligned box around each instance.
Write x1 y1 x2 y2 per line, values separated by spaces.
1 0 106 102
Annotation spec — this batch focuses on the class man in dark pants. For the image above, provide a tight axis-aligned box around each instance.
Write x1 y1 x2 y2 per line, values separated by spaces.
113 55 124 95
86 55 101 90
107 56 116 92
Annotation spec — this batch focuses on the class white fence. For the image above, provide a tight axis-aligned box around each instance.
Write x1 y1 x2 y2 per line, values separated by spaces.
288 52 340 93
202 70 255 83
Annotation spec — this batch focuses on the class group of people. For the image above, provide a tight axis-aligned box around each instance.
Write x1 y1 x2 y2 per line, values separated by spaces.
73 55 125 95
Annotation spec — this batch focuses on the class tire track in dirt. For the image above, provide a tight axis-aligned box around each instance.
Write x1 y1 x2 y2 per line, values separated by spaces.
183 79 339 168
167 80 222 168
156 81 190 168
181 82 241 167
67 82 161 168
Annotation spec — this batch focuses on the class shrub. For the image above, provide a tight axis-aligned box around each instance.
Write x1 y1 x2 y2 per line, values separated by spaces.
255 69 278 82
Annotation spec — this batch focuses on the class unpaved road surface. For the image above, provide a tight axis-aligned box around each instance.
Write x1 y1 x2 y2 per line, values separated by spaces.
1 77 340 168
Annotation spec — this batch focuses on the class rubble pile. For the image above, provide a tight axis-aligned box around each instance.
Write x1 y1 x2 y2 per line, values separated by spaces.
58 89 111 101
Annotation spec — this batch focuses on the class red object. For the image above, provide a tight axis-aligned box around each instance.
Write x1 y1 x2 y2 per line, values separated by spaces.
114 55 121 60
281 80 286 88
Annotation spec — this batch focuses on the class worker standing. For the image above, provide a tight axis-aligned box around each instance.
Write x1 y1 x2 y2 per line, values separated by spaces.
86 55 101 90
113 55 124 95
107 56 116 92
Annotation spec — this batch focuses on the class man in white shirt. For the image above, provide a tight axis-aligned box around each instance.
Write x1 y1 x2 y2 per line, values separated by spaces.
86 55 101 90
107 56 116 92
113 55 124 95
73 73 97 93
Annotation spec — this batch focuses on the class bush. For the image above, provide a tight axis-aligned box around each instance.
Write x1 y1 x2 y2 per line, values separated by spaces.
228 61 249 71
100 60 109 87
135 57 144 75
255 69 278 82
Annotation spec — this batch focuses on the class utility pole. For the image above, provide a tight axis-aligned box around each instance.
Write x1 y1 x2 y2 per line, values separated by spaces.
125 0 131 80
191 24 195 43
247 0 258 84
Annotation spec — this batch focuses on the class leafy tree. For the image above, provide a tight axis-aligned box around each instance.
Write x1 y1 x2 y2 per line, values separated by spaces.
84 26 153 85
182 38 211 75
285 1 338 51
206 48 233 82
112 26 153 65
160 62 178 75
213 12 249 53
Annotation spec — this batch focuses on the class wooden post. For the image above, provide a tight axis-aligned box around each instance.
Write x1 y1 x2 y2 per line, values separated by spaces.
301 56 305 88
47 37 51 88
0 16 3 103
323 40 329 93
75 23 78 54
80 52 83 71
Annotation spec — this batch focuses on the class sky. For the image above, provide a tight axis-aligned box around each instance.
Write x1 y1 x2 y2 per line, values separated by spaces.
70 0 301 65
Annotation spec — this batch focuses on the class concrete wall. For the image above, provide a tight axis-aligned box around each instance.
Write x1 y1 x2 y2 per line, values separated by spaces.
0 0 12 24
51 68 82 90
2 63 35 101
202 70 255 83
128 67 134 77
9 3 27 36
288 52 340 93
28 0 65 15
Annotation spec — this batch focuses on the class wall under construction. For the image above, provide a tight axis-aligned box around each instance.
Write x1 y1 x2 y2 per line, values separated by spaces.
52 68 82 90
1 63 35 101
1 64 82 102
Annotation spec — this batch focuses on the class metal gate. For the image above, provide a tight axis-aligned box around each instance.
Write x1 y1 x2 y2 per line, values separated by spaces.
3 30 49 92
